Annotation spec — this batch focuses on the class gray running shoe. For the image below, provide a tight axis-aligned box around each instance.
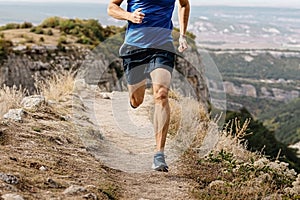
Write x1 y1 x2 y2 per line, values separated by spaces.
152 152 168 172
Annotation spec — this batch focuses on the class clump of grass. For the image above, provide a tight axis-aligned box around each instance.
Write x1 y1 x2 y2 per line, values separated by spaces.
35 68 76 101
0 85 27 118
169 98 182 136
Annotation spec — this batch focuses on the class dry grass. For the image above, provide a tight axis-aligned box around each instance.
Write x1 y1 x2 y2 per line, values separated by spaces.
0 85 27 118
35 68 76 102
168 89 209 137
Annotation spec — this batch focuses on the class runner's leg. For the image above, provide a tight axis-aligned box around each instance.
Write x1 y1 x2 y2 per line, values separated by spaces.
128 79 147 108
150 68 171 152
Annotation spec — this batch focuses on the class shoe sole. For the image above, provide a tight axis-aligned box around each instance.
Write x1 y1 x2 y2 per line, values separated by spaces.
152 164 169 172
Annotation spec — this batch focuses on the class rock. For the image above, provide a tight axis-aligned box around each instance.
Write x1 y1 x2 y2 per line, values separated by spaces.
39 166 47 171
0 173 19 185
45 178 62 188
99 92 112 99
3 109 24 122
83 193 98 200
21 95 45 110
1 193 24 200
63 185 87 195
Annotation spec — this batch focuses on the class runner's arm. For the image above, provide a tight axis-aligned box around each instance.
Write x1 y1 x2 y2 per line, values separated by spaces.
107 0 144 24
178 0 190 36
177 0 190 52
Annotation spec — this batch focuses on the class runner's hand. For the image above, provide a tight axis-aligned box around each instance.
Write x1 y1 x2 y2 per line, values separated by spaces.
129 8 145 24
178 34 188 52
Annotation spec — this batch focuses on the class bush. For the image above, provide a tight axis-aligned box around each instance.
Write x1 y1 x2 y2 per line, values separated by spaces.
58 36 67 44
59 18 76 34
0 23 20 30
25 36 35 43
41 16 60 28
0 39 13 60
34 26 44 34
46 29 53 36
39 37 45 42
76 35 92 45
20 22 33 29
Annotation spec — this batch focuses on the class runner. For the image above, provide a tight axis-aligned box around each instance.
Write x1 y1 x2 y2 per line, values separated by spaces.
108 0 190 172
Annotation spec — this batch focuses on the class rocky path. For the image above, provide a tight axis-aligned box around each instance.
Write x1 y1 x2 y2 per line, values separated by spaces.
74 85 198 199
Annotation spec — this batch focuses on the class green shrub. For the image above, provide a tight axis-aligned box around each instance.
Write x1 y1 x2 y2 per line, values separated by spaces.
39 37 45 42
0 39 13 60
59 18 76 34
20 22 33 29
46 29 54 36
41 16 60 28
0 23 20 30
30 27 35 32
25 36 34 43
35 27 44 34
76 35 92 45
58 36 67 44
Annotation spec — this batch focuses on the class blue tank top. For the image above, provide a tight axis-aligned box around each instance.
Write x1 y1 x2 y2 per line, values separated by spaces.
122 0 176 51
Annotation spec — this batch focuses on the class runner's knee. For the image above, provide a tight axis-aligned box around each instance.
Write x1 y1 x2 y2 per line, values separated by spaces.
153 87 168 105
130 94 144 108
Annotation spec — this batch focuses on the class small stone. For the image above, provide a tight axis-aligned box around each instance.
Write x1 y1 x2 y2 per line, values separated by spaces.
39 166 47 171
3 109 24 122
83 193 98 200
63 185 86 195
21 95 45 110
99 92 112 99
45 178 62 188
1 193 24 200
0 173 19 185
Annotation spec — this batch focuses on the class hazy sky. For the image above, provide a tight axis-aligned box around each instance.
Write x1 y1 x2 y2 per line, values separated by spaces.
0 0 300 8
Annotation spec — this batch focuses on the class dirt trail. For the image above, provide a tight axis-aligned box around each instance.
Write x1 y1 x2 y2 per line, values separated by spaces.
73 85 198 199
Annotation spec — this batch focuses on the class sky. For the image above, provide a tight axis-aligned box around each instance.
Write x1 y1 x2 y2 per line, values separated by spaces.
0 0 300 8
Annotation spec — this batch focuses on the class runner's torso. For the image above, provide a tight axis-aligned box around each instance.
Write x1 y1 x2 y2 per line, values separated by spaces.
123 0 176 50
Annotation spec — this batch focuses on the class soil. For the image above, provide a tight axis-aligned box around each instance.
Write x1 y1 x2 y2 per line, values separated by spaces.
0 86 200 199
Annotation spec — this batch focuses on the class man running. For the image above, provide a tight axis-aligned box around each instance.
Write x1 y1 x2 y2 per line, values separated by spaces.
108 0 190 172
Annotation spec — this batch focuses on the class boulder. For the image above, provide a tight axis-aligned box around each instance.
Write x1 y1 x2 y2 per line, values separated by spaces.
21 95 45 110
3 109 24 122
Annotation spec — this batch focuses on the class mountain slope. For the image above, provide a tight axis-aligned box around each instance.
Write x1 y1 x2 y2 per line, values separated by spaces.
261 98 300 145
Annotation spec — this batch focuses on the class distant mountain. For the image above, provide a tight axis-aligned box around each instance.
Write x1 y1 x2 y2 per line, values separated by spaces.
206 49 300 145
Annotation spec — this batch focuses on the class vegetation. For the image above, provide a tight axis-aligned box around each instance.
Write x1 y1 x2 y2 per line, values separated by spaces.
39 17 126 46
225 107 300 172
210 51 300 80
210 50 300 145
0 85 27 118
0 38 13 60
261 98 300 144
0 22 33 31
184 149 298 199
0 66 299 199
35 68 76 102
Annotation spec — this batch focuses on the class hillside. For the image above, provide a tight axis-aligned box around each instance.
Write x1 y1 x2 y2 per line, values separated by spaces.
1 18 300 199
261 98 300 145
207 49 300 145
1 71 300 199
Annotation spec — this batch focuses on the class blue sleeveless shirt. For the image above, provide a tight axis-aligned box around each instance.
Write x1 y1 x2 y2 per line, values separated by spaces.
121 0 176 53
